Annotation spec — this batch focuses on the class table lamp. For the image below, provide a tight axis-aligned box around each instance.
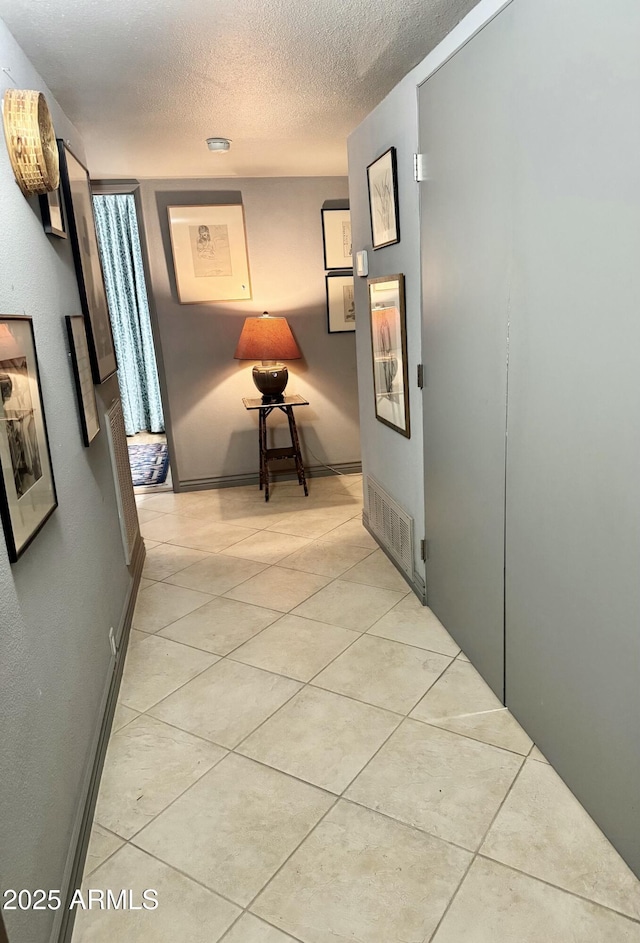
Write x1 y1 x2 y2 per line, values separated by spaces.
234 312 301 403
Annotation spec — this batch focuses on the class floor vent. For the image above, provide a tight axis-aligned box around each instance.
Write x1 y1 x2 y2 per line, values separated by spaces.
106 397 139 564
366 475 414 576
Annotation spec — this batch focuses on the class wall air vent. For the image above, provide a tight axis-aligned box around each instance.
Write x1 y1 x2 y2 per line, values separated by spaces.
105 397 139 564
365 475 414 577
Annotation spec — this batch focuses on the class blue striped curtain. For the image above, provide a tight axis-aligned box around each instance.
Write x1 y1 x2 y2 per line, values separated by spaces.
93 193 164 435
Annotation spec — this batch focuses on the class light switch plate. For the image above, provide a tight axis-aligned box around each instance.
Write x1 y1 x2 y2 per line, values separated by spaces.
355 249 369 277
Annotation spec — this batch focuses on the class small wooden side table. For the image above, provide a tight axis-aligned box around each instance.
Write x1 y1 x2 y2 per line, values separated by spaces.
242 393 309 501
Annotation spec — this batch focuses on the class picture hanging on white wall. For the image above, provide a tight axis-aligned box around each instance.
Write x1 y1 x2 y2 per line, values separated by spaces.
368 274 410 437
321 206 352 270
326 272 356 333
0 316 57 562
367 146 400 250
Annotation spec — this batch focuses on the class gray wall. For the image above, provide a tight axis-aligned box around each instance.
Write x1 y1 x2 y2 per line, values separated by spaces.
0 21 132 943
137 177 360 488
347 88 426 585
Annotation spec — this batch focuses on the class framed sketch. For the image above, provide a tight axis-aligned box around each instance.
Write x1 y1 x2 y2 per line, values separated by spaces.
321 206 352 270
367 147 400 250
38 188 66 238
368 274 410 437
326 272 356 333
57 140 117 385
0 316 57 562
66 316 100 446
167 204 252 303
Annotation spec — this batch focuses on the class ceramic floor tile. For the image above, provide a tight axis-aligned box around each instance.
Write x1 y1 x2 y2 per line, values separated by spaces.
143 544 211 581
368 593 460 656
111 702 139 733
458 650 471 662
265 507 358 539
411 660 532 755
251 800 471 943
221 913 298 942
139 577 156 591
136 507 165 525
220 531 313 564
159 597 281 655
136 490 212 516
164 553 267 594
72 843 240 943
118 634 218 712
278 539 374 578
139 512 211 544
238 686 400 793
340 548 410 593
149 659 301 748
231 614 358 681
291 579 405 632
83 825 123 877
313 634 451 713
94 715 224 839
346 719 522 850
481 759 640 919
224 566 330 613
431 857 640 943
320 518 378 549
530 744 549 763
132 581 213 634
134 754 334 906
143 539 161 550
168 520 257 553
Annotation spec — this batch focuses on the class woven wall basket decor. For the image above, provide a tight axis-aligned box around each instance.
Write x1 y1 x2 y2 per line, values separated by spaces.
2 89 59 196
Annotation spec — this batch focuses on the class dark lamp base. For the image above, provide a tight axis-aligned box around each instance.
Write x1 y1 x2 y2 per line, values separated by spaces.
252 363 289 404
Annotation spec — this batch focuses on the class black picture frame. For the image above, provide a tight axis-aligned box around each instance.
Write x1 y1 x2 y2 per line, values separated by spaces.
66 316 100 446
57 140 117 384
38 188 66 238
368 273 410 437
0 315 58 562
321 205 352 270
326 272 356 333
366 146 400 250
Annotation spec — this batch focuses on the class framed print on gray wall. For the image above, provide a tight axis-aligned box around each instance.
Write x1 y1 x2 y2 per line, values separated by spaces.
38 187 66 238
368 274 410 437
66 316 100 446
0 316 57 562
57 140 117 384
167 204 252 303
326 272 356 333
367 146 400 249
321 206 352 270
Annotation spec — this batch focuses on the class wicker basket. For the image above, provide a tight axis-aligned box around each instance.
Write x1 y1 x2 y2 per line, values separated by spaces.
2 89 59 196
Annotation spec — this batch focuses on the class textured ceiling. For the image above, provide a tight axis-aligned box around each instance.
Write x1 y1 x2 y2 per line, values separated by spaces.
0 0 479 178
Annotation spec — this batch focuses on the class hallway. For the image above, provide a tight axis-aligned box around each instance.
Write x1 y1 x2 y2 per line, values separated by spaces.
73 476 640 942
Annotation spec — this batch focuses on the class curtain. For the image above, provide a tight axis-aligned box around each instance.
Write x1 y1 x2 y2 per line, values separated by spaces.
93 193 164 435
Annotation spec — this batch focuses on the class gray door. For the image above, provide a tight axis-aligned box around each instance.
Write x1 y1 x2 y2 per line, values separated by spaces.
505 0 640 875
418 8 515 697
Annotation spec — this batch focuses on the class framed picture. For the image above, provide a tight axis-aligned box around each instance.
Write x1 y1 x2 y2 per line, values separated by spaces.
57 140 117 385
38 188 66 238
326 272 356 333
321 207 352 270
66 316 100 446
367 147 400 250
0 316 57 562
368 274 410 437
167 204 252 303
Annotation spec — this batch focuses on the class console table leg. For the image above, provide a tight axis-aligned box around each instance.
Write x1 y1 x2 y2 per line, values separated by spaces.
286 406 308 497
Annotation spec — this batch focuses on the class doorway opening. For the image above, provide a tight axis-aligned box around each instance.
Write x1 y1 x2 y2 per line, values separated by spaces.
93 191 171 493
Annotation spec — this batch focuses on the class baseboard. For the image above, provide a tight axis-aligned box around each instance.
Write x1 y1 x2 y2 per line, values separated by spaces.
176 461 362 492
362 511 427 604
53 534 145 943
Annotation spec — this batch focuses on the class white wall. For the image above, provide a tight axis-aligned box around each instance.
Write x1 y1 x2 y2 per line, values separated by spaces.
347 0 511 589
137 176 361 488
0 21 132 943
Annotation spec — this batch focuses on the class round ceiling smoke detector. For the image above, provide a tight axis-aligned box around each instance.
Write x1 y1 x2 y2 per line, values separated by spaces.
206 137 231 152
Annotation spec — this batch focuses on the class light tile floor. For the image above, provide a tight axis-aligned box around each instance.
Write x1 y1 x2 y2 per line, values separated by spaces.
73 475 640 942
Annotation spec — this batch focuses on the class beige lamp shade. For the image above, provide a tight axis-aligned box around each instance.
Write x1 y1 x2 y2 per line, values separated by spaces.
234 313 301 361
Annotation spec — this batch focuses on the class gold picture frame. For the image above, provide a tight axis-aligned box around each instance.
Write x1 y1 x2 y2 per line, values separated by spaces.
167 204 252 304
368 273 410 438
